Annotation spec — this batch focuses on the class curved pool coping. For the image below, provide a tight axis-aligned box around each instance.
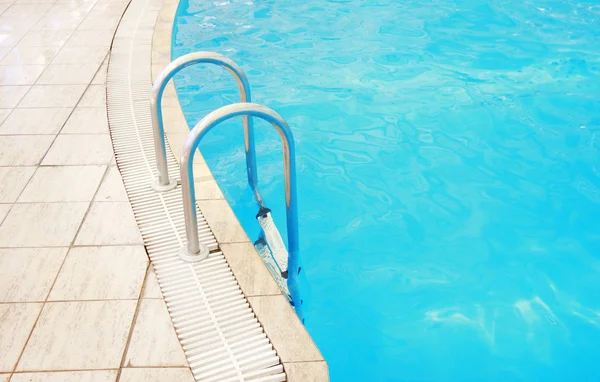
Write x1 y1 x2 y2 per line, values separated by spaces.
105 0 329 378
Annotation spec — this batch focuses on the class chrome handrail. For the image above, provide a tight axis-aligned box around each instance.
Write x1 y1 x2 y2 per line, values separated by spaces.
151 52 257 192
180 103 299 263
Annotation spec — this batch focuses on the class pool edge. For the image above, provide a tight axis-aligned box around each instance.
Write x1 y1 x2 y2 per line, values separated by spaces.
151 0 330 380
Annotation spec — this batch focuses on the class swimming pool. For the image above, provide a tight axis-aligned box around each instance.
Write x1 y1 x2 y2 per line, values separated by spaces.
171 0 600 380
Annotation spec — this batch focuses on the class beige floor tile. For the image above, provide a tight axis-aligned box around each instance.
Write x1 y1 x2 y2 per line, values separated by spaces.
94 166 128 201
0 30 27 50
0 65 46 85
10 370 118 382
0 248 67 302
66 30 114 47
0 86 30 108
166 133 205 165
0 16 42 33
285 361 329 382
0 46 60 65
161 107 189 133
0 48 10 61
193 162 225 200
0 166 35 203
197 199 249 243
77 15 119 31
52 46 107 65
91 62 107 85
75 202 142 245
142 266 163 299
36 63 99 85
0 204 11 224
249 295 324 363
0 303 42 372
0 135 54 165
42 134 113 165
18 29 73 47
0 108 9 124
17 300 137 371
221 242 281 297
32 12 86 31
18 85 86 107
18 165 105 202
0 202 88 247
119 368 194 382
0 108 71 135
79 84 105 107
49 245 148 300
62 107 108 134
2 3 52 16
0 374 9 382
124 299 186 367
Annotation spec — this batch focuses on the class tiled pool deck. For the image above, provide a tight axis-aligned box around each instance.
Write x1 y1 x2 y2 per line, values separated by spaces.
0 0 328 379
0 0 194 379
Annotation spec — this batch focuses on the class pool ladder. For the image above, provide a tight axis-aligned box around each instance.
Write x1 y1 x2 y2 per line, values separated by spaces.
150 52 298 279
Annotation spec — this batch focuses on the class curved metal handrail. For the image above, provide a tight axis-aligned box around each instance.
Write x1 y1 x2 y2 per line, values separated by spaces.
180 103 299 264
151 52 257 191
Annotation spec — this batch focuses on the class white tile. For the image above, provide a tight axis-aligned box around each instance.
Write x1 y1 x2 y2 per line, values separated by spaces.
0 303 42 372
0 16 41 33
66 30 113 47
17 300 137 370
125 299 187 367
142 266 162 299
2 3 51 16
42 134 113 165
18 85 86 107
75 202 142 245
0 166 35 202
0 46 60 65
0 108 71 135
0 65 46 85
18 29 73 47
52 46 107 65
0 85 30 108
10 370 118 382
0 248 67 302
0 108 9 124
77 15 119 31
61 107 108 134
0 135 54 165
36 63 99 84
49 245 148 300
91 62 107 85
32 11 86 31
18 165 105 202
0 204 11 224
0 30 28 50
0 48 10 61
0 202 88 247
119 368 195 382
94 166 127 201
78 84 105 107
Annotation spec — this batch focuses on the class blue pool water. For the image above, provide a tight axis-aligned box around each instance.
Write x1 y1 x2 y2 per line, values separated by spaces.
172 0 600 380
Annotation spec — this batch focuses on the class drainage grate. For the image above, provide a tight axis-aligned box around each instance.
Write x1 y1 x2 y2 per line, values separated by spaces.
106 0 286 380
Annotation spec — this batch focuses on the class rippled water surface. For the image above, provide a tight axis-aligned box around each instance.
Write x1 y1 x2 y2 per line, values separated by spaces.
172 0 600 380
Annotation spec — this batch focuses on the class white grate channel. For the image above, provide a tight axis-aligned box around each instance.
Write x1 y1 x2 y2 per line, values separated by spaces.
106 0 286 380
